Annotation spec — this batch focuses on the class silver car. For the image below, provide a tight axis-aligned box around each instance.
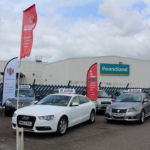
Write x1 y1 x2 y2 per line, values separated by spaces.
105 92 150 123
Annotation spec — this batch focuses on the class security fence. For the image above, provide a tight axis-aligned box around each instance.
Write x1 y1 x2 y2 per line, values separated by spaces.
32 84 86 100
0 83 150 105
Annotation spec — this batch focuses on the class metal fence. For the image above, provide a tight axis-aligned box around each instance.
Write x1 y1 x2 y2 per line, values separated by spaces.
0 83 150 105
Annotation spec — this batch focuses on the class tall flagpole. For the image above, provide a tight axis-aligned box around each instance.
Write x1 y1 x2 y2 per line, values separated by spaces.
16 4 37 150
16 21 21 150
16 6 22 150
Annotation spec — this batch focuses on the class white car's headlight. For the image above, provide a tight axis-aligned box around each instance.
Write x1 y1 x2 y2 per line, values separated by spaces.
38 115 54 121
13 113 17 118
128 107 138 112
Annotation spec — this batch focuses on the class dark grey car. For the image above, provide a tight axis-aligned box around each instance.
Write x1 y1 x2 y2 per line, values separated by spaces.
105 92 150 123
5 88 36 116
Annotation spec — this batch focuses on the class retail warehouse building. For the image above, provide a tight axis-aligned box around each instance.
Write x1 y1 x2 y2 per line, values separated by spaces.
0 56 150 88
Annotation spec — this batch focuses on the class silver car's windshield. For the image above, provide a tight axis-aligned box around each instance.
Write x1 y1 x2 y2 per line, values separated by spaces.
115 93 142 102
37 95 71 106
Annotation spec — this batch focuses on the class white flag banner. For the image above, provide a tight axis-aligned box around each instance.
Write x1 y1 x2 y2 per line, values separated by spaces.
2 57 18 105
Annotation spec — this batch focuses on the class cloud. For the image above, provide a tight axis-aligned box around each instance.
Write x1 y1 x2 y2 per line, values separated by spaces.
1 0 150 63
100 0 145 35
49 0 95 7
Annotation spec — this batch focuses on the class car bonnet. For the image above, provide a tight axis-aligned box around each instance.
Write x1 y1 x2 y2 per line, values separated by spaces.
15 104 68 116
110 102 141 109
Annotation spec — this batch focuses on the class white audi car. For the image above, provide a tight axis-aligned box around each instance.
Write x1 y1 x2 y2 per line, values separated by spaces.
12 93 96 135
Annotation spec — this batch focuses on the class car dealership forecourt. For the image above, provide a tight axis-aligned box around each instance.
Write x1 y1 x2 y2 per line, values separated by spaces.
1 56 150 150
2 55 150 132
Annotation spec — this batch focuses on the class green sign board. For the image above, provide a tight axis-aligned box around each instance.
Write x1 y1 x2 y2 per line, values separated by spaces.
100 63 130 76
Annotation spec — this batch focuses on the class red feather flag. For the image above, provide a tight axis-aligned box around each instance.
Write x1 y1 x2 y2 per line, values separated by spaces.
20 4 37 59
86 63 98 101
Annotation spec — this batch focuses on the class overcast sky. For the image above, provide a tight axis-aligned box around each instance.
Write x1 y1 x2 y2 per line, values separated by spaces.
1 0 150 62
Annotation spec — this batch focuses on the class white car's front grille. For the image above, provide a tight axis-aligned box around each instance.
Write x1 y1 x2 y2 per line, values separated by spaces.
17 115 36 129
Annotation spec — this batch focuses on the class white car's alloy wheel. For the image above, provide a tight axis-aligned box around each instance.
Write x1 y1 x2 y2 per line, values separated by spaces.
89 110 95 123
57 117 68 135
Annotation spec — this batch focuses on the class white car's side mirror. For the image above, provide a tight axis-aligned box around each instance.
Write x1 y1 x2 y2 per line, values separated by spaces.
33 100 38 104
71 102 79 106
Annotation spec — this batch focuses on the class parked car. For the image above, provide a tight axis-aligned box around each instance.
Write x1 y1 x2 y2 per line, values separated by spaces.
5 87 36 116
105 91 150 123
96 90 112 112
12 92 96 135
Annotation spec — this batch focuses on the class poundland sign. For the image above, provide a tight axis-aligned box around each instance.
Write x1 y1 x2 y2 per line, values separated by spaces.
100 63 130 76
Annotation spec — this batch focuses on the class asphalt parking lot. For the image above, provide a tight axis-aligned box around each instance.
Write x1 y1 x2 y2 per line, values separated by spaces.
1 111 150 150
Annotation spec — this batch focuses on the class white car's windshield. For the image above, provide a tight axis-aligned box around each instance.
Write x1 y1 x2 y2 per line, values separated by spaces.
115 93 142 103
37 95 71 106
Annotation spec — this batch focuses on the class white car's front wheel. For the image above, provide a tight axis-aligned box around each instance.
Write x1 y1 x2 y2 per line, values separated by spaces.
89 110 95 123
57 117 68 135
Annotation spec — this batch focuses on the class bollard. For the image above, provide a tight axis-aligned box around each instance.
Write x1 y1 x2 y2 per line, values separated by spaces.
16 127 24 150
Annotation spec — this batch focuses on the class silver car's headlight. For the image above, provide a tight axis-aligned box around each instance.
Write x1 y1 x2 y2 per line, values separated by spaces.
128 107 138 112
38 115 54 121
106 106 111 113
6 100 12 106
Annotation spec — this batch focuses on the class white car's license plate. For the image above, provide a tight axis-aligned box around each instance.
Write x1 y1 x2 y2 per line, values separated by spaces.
18 121 32 126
